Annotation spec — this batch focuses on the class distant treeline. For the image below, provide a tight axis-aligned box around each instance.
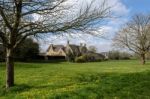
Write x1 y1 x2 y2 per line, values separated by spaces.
0 38 39 62
107 50 150 60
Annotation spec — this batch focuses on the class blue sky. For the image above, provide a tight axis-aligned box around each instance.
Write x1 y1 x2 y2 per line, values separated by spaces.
40 0 150 52
122 0 150 14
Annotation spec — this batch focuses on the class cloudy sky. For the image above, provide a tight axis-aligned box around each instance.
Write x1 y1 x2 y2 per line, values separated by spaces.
40 0 150 52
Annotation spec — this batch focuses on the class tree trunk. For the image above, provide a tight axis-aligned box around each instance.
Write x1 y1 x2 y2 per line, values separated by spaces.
141 54 146 65
6 48 14 88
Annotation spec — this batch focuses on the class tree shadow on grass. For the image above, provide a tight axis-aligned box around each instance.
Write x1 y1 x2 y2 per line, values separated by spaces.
0 60 65 68
0 84 32 96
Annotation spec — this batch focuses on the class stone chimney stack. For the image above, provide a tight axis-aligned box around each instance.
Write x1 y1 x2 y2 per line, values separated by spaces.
80 43 83 47
67 40 69 45
51 44 53 47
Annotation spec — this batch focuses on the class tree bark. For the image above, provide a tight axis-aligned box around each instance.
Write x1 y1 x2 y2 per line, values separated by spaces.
141 54 146 65
6 48 14 88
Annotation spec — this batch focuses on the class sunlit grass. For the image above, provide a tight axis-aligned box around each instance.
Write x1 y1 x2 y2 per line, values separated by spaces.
0 60 150 99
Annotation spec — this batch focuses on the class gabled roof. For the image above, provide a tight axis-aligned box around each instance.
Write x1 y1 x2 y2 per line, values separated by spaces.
53 45 65 52
47 44 65 52
46 43 88 57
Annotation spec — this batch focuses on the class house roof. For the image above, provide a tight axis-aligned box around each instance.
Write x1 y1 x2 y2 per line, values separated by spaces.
86 51 105 58
67 44 81 55
47 44 65 52
47 43 88 56
53 45 65 52
69 44 79 50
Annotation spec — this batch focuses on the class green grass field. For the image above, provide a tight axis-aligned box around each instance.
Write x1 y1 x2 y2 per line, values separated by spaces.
0 60 150 99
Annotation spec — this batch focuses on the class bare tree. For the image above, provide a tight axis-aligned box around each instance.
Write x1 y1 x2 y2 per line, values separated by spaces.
114 14 150 65
0 0 111 88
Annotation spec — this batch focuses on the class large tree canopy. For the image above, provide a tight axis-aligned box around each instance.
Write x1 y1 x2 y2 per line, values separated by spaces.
0 0 110 48
0 0 111 88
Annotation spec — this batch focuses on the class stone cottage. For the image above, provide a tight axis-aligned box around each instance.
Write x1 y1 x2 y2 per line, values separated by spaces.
46 41 88 60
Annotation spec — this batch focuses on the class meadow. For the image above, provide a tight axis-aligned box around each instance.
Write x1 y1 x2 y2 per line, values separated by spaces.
0 60 150 99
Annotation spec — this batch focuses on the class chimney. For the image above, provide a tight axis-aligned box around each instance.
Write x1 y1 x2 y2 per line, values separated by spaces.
80 43 83 47
67 40 69 45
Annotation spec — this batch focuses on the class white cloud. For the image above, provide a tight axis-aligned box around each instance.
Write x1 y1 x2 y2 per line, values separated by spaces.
108 0 129 15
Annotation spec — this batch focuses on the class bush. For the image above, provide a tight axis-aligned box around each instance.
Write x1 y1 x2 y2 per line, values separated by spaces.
75 53 105 63
85 54 96 62
75 56 86 63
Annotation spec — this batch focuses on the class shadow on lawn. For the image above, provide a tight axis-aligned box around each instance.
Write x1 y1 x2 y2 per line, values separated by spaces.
0 84 31 96
1 71 150 98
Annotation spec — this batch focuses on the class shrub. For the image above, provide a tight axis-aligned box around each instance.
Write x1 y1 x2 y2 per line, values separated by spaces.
85 54 96 62
75 56 86 63
75 53 105 63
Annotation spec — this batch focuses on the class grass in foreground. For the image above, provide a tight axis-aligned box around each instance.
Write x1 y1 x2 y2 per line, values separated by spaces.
0 60 150 99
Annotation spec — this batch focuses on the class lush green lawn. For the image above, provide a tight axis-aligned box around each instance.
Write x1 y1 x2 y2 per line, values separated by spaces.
0 60 150 99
